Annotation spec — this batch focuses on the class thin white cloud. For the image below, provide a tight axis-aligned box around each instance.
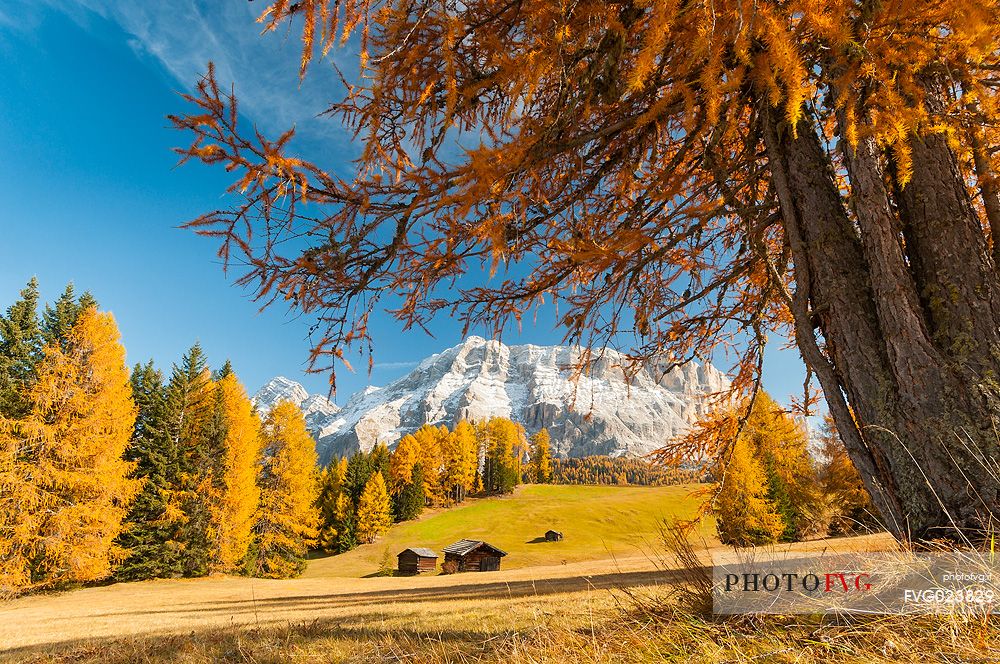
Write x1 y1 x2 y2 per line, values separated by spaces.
47 0 358 155
372 361 420 370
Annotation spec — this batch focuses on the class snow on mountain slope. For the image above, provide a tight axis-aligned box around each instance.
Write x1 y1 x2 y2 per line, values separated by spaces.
251 376 340 436
254 337 729 465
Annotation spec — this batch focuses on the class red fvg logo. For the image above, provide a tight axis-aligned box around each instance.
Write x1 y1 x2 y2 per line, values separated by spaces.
723 572 873 593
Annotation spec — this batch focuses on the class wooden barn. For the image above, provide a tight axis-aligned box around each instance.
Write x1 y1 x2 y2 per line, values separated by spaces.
442 539 507 573
397 547 438 575
545 529 564 541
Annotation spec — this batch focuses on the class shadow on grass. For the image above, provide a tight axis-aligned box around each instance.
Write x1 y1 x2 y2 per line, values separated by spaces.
65 567 698 623
1 616 512 664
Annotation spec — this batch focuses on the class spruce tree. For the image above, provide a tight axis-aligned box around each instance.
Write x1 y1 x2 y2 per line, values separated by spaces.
115 361 185 580
370 442 391 488
164 342 215 577
0 278 42 418
41 283 98 348
394 463 425 521
316 461 345 552
334 493 358 554
343 450 375 506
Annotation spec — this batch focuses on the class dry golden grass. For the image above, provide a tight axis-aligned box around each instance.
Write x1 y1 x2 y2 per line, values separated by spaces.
8 593 998 663
0 532 940 663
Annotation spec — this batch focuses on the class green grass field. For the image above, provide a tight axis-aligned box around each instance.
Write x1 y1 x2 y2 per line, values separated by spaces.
305 483 713 578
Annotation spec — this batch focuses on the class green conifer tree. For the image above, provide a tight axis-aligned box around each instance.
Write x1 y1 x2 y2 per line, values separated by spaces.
315 462 345 552
115 361 185 580
394 463 425 521
0 278 43 418
165 343 215 577
40 283 98 348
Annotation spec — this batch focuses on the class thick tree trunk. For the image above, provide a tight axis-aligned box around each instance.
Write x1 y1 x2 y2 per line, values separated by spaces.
762 104 1000 541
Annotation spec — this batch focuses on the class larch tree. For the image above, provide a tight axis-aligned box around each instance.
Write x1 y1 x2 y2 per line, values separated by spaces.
679 391 822 541
530 428 554 484
817 414 880 536
413 425 444 504
0 307 140 588
714 429 786 547
741 392 823 541
209 372 262 573
388 432 420 494
355 471 392 543
454 420 478 501
253 400 319 578
482 418 520 495
441 420 476 502
172 0 1000 540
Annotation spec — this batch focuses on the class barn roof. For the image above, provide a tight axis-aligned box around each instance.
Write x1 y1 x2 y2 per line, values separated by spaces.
398 547 438 558
443 539 508 557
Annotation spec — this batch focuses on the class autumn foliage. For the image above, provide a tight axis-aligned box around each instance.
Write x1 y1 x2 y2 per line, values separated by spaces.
0 281 322 594
0 307 140 590
172 0 1000 540
697 393 822 545
253 401 320 578
209 372 262 573
315 416 528 554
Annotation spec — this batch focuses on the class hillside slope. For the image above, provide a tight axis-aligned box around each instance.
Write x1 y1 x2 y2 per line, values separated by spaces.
304 484 713 578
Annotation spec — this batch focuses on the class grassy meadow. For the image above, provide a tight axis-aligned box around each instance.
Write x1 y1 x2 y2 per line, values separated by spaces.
2 483 994 664
306 483 713 578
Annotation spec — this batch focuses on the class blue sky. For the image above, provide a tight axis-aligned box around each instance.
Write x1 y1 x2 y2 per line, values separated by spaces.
0 1 811 406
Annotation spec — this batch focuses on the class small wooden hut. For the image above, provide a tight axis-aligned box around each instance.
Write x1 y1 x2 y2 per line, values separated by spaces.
544 529 564 541
397 547 439 575
442 539 507 572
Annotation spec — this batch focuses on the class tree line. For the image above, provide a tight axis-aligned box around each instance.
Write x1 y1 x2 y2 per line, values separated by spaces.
0 279 320 595
551 456 700 487
314 418 556 554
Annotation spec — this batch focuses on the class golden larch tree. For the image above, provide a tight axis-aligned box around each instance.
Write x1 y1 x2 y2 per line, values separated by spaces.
740 392 823 540
530 428 554 484
441 419 477 502
412 424 444 504
173 0 1000 541
210 372 262 572
253 400 319 578
355 472 392 544
817 414 879 536
388 432 420 495
0 421 42 593
0 308 140 589
714 430 786 547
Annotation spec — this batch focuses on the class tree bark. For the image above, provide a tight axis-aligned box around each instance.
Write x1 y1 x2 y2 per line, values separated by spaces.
762 104 1000 541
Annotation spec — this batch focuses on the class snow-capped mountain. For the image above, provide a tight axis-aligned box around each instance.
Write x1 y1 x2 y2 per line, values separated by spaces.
252 375 340 436
253 337 728 465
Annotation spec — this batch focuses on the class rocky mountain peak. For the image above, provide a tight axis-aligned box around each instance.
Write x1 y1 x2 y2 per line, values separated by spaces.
254 337 729 465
